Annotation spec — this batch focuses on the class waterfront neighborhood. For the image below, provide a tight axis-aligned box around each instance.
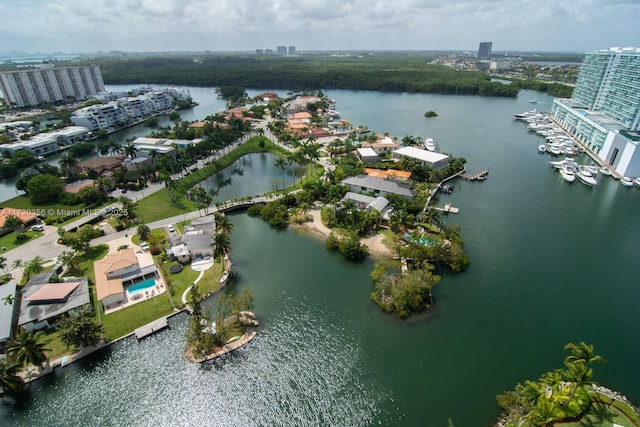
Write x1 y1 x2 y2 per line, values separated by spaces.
1 44 640 426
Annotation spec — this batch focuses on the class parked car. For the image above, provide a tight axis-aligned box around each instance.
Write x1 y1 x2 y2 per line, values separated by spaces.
140 242 149 251
167 224 175 232
31 224 44 232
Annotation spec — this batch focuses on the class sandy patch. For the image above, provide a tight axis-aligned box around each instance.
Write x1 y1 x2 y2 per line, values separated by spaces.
291 207 395 259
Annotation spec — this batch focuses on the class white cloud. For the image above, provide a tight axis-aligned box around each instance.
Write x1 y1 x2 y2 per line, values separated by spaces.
0 0 638 53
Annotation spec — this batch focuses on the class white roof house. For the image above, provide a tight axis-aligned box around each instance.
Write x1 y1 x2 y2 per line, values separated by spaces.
393 146 450 170
356 147 378 163
342 175 416 198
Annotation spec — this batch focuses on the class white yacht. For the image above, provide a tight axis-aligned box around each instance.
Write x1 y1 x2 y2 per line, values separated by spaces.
547 144 564 156
576 167 598 186
559 165 576 183
620 176 634 187
424 138 436 152
537 144 547 153
598 167 612 176
550 158 578 169
514 109 537 119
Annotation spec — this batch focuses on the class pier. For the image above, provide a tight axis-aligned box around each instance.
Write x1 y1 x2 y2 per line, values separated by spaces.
135 317 169 340
435 203 459 214
460 169 490 181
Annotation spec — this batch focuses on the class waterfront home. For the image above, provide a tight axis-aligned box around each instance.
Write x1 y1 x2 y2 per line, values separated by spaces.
0 282 18 351
341 192 391 217
393 146 450 170
79 155 125 177
18 277 90 332
0 126 91 157
341 175 416 199
94 247 157 311
168 215 216 263
361 135 400 156
364 168 412 181
357 147 379 163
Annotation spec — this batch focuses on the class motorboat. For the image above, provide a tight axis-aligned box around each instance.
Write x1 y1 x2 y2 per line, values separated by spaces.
559 165 576 183
514 109 537 119
537 144 547 153
550 158 578 169
634 178 640 188
547 144 564 156
219 271 229 283
576 167 597 186
424 138 436 152
598 167 612 176
620 176 634 187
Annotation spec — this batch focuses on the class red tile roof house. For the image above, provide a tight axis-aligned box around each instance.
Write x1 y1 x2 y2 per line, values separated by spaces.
0 207 38 236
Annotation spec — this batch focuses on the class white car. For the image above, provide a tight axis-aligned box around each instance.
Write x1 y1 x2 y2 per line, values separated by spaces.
167 224 175 232
31 224 44 232
140 242 149 251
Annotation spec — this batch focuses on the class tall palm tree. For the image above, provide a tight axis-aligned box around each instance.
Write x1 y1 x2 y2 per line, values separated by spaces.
148 149 159 164
7 330 52 370
0 357 24 397
59 153 80 178
274 157 287 189
214 213 234 235
212 232 230 260
97 141 111 156
123 143 138 159
563 342 606 366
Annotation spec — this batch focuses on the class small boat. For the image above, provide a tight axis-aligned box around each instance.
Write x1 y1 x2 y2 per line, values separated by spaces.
620 176 634 187
424 138 436 152
529 99 538 103
219 271 229 283
547 145 563 156
634 178 640 188
538 144 547 153
559 165 576 183
598 167 612 176
576 167 597 186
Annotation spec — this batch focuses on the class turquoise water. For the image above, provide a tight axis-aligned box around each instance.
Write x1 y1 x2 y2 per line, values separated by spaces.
404 231 435 246
127 278 156 294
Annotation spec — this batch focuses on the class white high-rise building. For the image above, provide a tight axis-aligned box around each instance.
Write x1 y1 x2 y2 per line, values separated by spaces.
0 64 105 108
551 47 640 177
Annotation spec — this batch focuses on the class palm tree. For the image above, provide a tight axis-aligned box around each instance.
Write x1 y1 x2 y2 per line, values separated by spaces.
7 330 52 371
0 357 24 397
148 149 159 164
212 232 230 260
214 213 234 235
59 153 80 178
274 157 287 189
563 342 606 366
97 141 111 156
123 142 138 159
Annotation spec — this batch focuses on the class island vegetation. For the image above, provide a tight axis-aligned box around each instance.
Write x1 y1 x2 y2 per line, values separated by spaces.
496 342 640 426
424 110 438 117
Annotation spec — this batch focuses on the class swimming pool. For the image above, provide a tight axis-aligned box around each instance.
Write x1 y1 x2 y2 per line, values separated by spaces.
404 232 436 247
127 278 156 295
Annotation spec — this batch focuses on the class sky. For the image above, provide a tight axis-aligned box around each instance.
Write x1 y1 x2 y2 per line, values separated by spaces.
1 0 639 54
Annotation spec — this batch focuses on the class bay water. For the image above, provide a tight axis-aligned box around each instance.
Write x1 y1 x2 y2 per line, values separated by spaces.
1 88 638 426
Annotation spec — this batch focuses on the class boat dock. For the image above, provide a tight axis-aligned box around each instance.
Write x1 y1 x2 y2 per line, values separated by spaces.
460 169 489 181
134 317 169 340
435 203 460 214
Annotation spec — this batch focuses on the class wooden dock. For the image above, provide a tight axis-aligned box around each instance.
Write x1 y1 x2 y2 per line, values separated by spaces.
460 169 489 181
435 203 460 214
134 317 169 340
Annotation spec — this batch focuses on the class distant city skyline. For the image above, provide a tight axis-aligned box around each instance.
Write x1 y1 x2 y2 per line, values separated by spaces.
0 0 638 54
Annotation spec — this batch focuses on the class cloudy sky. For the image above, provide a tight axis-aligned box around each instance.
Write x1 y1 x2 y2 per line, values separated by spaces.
1 0 639 54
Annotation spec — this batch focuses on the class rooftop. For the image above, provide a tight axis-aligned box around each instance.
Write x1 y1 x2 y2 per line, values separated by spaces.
19 278 90 326
393 146 450 163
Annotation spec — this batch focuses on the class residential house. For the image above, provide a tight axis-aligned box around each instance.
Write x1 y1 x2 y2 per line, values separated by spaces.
79 155 125 176
341 192 391 216
18 277 90 332
361 135 400 156
393 146 450 170
94 248 157 311
357 147 379 163
342 175 416 199
0 282 18 350
364 168 412 181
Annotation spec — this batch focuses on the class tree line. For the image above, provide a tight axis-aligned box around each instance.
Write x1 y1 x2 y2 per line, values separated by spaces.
83 54 521 97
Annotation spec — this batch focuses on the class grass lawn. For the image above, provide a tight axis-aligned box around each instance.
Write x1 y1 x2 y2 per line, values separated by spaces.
0 230 43 252
379 229 399 253
42 329 71 360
